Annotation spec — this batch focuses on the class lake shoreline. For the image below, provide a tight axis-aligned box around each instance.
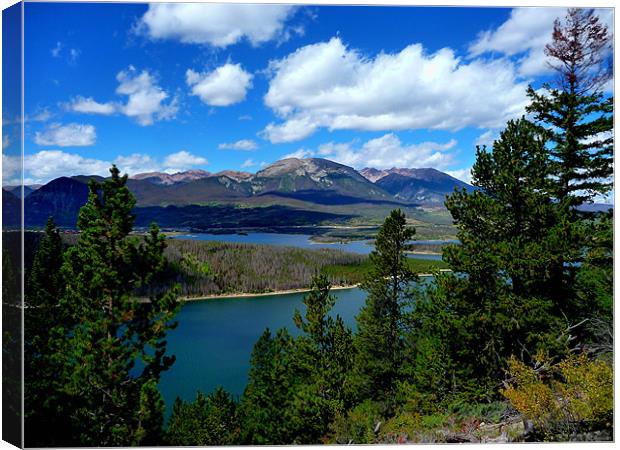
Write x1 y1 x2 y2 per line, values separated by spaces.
178 283 361 302
175 269 450 303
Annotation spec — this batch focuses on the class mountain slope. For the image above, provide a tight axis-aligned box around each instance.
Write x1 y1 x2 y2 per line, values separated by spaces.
251 158 394 204
359 167 472 206
2 189 21 227
128 175 252 206
25 177 90 227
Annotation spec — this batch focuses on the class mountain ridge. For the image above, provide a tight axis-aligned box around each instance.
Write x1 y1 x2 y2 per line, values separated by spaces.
20 157 474 228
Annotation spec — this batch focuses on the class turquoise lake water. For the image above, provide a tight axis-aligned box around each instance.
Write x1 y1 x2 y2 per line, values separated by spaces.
159 287 367 413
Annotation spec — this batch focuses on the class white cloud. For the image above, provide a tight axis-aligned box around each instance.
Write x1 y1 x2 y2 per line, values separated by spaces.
34 123 96 147
26 108 52 123
186 63 253 106
67 96 117 115
282 148 314 160
446 167 473 184
24 150 111 183
262 116 318 144
116 66 179 126
65 67 178 126
262 37 529 142
468 8 613 77
13 149 211 185
2 153 21 185
163 150 208 172
238 115 252 121
137 3 297 47
2 135 10 150
474 129 498 148
114 153 160 175
241 158 256 168
218 139 257 151
282 134 458 170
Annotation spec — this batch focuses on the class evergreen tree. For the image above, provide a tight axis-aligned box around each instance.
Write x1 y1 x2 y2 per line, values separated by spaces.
352 209 416 409
290 275 355 443
238 328 299 444
166 387 239 445
24 218 72 446
408 120 569 402
52 166 179 446
526 8 613 206
574 210 613 356
2 245 22 446
526 7 613 331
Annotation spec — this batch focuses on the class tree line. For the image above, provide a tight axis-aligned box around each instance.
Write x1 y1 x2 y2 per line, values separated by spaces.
21 9 612 445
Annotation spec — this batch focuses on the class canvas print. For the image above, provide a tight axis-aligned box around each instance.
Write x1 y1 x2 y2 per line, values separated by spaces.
1 1 614 446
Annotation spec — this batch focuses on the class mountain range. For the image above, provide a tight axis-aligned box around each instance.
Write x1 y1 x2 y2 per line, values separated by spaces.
4 157 474 229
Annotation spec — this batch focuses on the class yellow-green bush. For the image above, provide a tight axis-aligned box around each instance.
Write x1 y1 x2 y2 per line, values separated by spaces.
502 353 613 438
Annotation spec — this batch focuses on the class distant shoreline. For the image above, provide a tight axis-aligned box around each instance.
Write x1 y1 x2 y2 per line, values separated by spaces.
178 283 361 302
175 269 451 303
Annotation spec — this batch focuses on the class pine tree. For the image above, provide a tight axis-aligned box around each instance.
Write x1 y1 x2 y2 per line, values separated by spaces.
574 210 613 356
408 120 569 402
166 387 239 445
525 7 613 331
52 166 179 446
24 218 72 446
352 209 416 409
2 246 22 446
526 8 613 206
238 328 299 444
290 275 355 443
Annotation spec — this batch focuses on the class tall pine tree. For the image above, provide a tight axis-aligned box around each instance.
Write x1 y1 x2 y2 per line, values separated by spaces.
352 209 416 410
290 275 355 443
52 166 179 446
238 328 299 444
526 8 613 206
24 218 72 446
526 7 613 331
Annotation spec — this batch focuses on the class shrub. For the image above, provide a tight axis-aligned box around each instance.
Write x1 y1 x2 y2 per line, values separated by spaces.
502 353 613 439
328 400 383 444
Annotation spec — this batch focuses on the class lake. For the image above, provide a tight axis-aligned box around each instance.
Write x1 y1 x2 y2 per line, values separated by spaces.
159 287 367 414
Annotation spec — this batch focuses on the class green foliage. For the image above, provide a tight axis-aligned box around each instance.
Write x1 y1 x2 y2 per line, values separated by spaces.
166 388 239 445
2 237 22 446
574 212 613 356
446 399 508 425
238 276 355 444
502 354 613 439
33 166 180 446
290 275 355 443
24 218 73 446
329 400 384 444
238 328 299 444
407 119 572 404
352 209 417 408
322 257 448 285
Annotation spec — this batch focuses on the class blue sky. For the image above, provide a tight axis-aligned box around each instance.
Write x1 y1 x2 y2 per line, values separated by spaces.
1 3 614 186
